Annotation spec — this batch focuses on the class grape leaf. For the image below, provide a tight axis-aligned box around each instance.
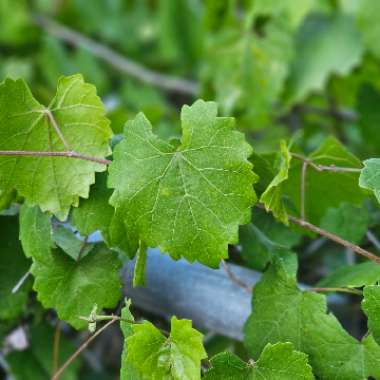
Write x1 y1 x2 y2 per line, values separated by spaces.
72 172 138 257
362 286 380 346
251 0 315 29
52 225 94 261
19 204 52 261
356 0 380 59
320 202 369 243
286 13 363 104
108 100 257 267
244 258 380 379
204 342 314 380
31 244 122 329
260 141 291 224
283 137 364 225
318 262 380 288
203 19 293 128
126 316 207 380
359 158 380 204
0 215 31 321
120 299 141 380
0 74 112 220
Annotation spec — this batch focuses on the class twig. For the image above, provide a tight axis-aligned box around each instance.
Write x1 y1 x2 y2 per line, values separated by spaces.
34 15 199 96
52 320 61 376
0 150 111 165
222 260 251 293
300 161 308 220
256 203 380 265
307 287 362 296
12 269 31 294
51 318 119 380
291 153 362 173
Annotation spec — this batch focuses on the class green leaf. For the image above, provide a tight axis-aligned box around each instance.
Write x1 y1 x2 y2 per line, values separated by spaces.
359 158 380 204
244 258 380 379
126 317 207 380
0 215 31 321
204 342 314 380
108 100 257 267
320 202 369 243
120 299 141 380
71 172 114 237
204 20 293 128
356 0 380 59
251 0 316 29
52 225 94 261
240 210 299 273
318 262 380 288
283 137 364 225
260 141 291 224
19 204 53 261
6 323 80 380
31 244 122 329
0 74 112 220
72 172 138 257
133 241 148 287
286 13 363 103
362 285 380 345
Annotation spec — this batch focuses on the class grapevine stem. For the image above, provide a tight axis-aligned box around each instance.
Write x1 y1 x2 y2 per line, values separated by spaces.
51 317 119 380
0 150 111 165
307 287 363 296
52 320 61 376
34 15 199 96
291 153 362 173
222 260 251 293
300 161 308 220
256 203 380 265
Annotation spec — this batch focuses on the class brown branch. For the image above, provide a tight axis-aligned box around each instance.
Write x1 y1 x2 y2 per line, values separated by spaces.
222 260 252 293
0 150 111 165
291 153 362 173
256 203 380 265
51 317 119 380
34 15 199 96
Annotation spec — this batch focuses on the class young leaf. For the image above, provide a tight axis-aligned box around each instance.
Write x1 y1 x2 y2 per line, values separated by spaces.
109 100 257 267
318 262 380 288
0 215 31 321
0 74 112 219
244 258 380 379
260 141 291 224
31 245 122 329
204 342 314 380
362 286 380 345
359 158 380 204
126 316 207 380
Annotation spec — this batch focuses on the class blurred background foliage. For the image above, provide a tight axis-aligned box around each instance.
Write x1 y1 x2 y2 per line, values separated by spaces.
2 0 380 378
